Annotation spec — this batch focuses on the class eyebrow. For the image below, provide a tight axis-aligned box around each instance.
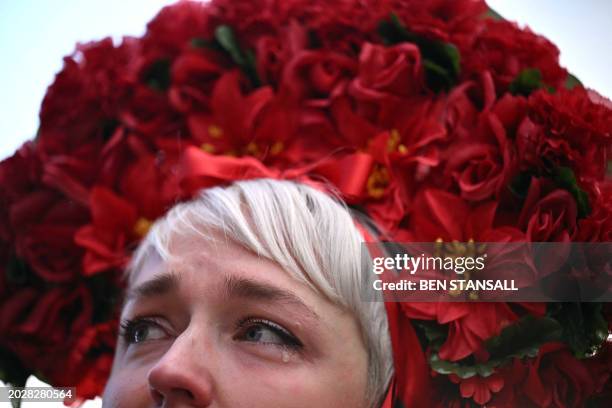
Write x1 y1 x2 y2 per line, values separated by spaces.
126 270 177 297
122 271 180 308
223 275 319 320
123 272 319 321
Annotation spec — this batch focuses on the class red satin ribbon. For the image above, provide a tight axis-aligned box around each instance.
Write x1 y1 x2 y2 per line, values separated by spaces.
356 223 432 408
179 145 374 200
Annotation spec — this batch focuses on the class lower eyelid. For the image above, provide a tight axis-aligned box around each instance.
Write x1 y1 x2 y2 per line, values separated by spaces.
235 319 302 346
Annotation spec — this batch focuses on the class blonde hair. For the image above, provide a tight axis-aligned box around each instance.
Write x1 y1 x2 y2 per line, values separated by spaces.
126 178 393 407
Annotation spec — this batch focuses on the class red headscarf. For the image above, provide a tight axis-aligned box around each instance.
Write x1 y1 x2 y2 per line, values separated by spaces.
356 223 432 408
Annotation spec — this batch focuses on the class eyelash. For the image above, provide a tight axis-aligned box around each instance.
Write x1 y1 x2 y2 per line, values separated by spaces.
119 316 303 350
234 317 303 350
120 317 167 345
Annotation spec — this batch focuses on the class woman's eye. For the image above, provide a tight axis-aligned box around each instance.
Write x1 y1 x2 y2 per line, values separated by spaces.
120 318 168 345
235 318 302 349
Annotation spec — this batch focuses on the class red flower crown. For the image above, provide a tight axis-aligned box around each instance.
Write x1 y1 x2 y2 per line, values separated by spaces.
0 1 610 406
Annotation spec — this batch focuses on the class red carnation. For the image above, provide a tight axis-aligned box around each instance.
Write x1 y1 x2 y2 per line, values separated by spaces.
462 19 567 93
38 38 137 157
524 87 612 182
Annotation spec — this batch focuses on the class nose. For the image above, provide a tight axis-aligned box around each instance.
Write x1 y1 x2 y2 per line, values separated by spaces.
147 332 215 407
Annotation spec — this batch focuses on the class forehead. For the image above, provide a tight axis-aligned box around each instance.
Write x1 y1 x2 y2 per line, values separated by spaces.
124 231 328 315
130 232 274 285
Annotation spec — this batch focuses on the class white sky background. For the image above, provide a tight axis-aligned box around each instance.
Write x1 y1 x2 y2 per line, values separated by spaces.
0 0 611 406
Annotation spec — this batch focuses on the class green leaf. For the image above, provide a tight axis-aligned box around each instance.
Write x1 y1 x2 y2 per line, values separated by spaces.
508 171 533 198
215 25 247 66
378 13 461 92
214 25 261 87
0 351 29 385
430 353 497 379
485 316 563 360
413 320 448 351
378 13 415 46
414 320 447 343
549 303 609 358
429 316 563 379
551 166 591 218
143 58 171 91
483 8 504 21
509 68 545 96
564 73 583 90
5 257 32 285
101 118 119 140
190 37 219 50
0 347 29 408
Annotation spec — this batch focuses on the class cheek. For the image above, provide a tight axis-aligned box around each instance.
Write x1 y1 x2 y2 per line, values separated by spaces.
220 368 321 408
219 358 367 408
102 365 152 408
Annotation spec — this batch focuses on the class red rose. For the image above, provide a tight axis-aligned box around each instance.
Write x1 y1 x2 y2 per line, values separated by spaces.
445 109 514 201
1 143 89 282
282 50 356 105
120 80 183 138
15 224 84 282
168 50 223 113
0 285 93 380
518 178 577 242
350 42 423 103
522 344 600 408
61 321 117 399
255 21 311 87
575 181 612 241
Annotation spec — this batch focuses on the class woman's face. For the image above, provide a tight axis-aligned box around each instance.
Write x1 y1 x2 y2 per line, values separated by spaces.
102 233 369 407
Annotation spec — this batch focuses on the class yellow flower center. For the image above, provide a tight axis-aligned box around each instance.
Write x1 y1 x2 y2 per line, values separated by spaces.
133 217 153 238
201 143 215 153
208 125 223 139
434 238 487 299
387 129 408 154
245 142 260 156
270 141 284 156
367 165 390 199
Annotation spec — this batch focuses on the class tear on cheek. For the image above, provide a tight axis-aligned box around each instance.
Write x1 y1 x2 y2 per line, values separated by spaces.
237 342 303 365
